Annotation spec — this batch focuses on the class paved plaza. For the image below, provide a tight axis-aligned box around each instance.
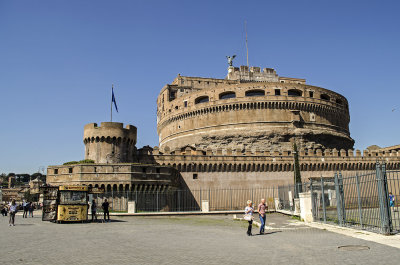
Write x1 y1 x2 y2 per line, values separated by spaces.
1 212 400 264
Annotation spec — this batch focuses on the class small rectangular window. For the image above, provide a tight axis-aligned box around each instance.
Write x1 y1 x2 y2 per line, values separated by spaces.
69 168 73 173
142 167 146 173
94 167 97 173
275 89 281 96
309 91 314 98
184 101 188 107
156 168 160 173
193 173 198 179
54 169 58 174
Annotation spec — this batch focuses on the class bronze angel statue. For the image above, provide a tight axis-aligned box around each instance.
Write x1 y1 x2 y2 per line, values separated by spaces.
226 55 236 67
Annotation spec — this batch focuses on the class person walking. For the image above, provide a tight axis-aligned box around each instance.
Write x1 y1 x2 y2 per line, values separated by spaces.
1 206 7 216
244 200 254 236
28 202 34 218
258 198 268 234
91 199 98 222
8 199 17 226
102 199 110 222
22 200 28 218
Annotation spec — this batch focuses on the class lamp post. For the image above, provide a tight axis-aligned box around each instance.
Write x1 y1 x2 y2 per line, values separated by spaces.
293 143 302 198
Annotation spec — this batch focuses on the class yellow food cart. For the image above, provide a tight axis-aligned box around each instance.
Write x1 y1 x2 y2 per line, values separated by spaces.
56 186 88 223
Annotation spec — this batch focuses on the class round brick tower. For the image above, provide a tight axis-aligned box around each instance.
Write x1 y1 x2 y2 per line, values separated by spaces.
83 122 137 163
157 66 354 153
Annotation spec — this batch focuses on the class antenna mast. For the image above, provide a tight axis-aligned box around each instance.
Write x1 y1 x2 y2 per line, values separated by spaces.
245 20 249 67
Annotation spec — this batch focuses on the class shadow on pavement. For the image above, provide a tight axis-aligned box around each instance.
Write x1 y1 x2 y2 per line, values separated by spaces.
90 219 127 223
253 231 282 236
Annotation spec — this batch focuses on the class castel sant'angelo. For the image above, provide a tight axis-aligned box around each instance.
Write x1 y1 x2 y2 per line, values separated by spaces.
47 60 400 192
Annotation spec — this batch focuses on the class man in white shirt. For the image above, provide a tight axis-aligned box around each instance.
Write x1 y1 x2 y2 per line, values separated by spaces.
8 199 17 226
22 200 28 218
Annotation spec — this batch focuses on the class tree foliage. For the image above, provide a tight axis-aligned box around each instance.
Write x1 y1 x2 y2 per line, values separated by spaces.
63 159 95 165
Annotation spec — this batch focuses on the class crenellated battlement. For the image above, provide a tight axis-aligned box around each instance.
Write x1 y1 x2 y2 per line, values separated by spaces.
151 146 399 159
140 146 400 174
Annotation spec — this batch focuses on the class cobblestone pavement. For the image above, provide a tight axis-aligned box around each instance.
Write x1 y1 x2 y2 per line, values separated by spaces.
1 212 400 264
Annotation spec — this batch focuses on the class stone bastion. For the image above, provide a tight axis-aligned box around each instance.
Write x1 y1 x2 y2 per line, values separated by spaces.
157 65 354 153
83 122 137 163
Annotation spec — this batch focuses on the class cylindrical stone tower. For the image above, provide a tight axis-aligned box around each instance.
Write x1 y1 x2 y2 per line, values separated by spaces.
83 122 137 163
157 66 354 153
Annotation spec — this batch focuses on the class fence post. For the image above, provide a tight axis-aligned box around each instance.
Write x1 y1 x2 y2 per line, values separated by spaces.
230 188 233 210
376 162 392 234
334 172 343 226
178 190 181 212
355 173 363 228
251 188 254 206
310 179 315 221
200 188 202 212
320 176 327 223
209 188 211 211
156 190 159 212
338 172 346 224
382 163 393 233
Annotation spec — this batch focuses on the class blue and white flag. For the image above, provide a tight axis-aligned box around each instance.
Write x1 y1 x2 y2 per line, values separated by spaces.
112 86 118 112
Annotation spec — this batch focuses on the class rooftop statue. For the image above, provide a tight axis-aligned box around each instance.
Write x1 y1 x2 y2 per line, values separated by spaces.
226 55 236 67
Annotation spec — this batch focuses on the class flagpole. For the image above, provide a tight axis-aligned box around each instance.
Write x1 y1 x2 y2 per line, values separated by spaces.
111 84 113 122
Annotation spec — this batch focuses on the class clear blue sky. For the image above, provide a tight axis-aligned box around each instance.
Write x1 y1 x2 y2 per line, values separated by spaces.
1 0 399 174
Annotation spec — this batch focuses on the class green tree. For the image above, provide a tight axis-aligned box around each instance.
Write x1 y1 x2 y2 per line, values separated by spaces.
24 190 38 202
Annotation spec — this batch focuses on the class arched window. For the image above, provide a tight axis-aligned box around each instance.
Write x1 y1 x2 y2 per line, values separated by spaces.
335 98 343 105
245 90 265 97
219 91 236 100
320 94 330 101
288 89 302 97
195 96 209 104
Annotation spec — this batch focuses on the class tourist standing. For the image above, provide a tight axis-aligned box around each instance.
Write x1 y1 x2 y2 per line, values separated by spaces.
102 199 110 222
258 198 268 234
8 199 17 226
389 192 396 211
244 200 254 236
91 199 98 222
22 200 28 218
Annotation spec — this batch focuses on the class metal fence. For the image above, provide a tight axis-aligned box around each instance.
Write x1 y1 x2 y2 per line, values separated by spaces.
91 187 277 213
276 183 310 211
311 162 400 234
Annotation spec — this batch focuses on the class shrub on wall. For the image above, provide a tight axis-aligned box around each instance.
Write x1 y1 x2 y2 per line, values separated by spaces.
63 161 79 165
78 159 95 164
63 159 95 165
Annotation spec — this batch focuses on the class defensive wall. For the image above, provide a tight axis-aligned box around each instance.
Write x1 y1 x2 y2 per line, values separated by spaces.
46 163 181 192
144 146 400 190
157 66 354 153
48 120 400 192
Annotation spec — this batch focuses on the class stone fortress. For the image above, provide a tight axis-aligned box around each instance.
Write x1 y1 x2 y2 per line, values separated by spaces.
46 63 400 192
157 65 354 153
